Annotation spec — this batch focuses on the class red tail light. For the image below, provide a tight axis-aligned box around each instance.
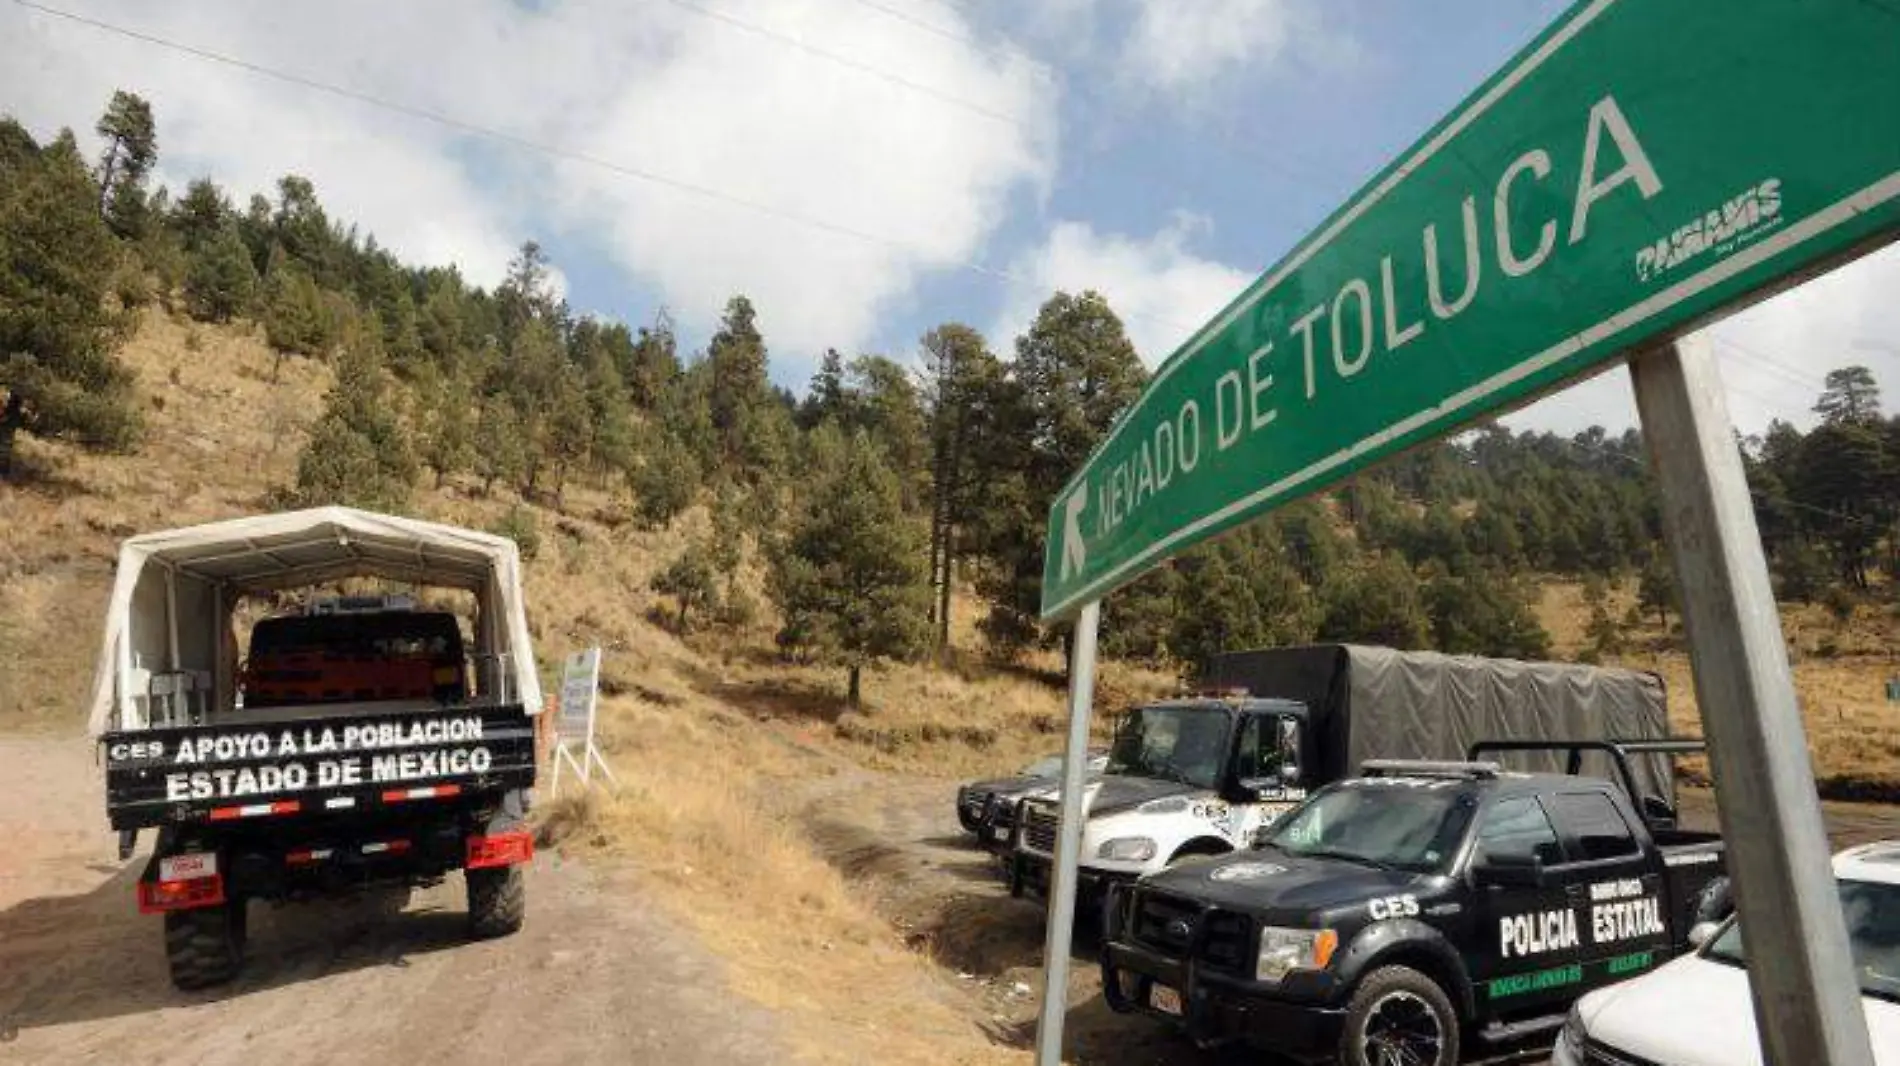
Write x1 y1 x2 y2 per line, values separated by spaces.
466 829 534 869
138 873 226 913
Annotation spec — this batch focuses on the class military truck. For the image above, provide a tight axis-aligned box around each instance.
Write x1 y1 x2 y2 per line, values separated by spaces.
88 508 543 989
1010 645 1676 913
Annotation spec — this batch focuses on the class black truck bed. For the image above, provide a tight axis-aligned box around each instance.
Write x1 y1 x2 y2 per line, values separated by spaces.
102 703 537 830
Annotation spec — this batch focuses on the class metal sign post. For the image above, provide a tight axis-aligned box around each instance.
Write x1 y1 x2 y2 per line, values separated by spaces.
1632 335 1875 1065
1032 601 1101 1066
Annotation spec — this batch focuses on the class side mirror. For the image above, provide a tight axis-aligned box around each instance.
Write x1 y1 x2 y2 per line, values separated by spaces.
1688 921 1722 949
1474 852 1545 889
1280 761 1302 787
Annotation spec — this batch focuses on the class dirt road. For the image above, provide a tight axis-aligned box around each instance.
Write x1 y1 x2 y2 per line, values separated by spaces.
790 763 1900 1066
0 736 788 1066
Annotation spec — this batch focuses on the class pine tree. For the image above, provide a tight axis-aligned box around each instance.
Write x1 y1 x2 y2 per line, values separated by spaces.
1814 366 1881 425
630 431 700 529
972 291 1145 659
1320 554 1430 649
170 178 231 254
1582 574 1623 659
625 314 680 411
184 224 258 323
94 90 158 238
1637 550 1678 631
768 426 930 706
419 371 475 488
800 347 850 429
651 540 717 633
473 396 527 496
0 132 141 478
920 323 1003 652
262 249 333 358
294 318 418 511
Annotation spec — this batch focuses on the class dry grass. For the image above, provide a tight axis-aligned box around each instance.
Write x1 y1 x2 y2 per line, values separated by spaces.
1537 579 1900 799
541 689 1025 1066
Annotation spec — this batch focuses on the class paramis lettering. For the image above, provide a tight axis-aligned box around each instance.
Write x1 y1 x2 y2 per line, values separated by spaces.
1635 178 1782 283
1084 93 1665 545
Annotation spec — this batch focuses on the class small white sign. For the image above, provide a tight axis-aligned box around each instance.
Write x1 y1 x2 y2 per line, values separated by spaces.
557 648 600 743
550 647 617 796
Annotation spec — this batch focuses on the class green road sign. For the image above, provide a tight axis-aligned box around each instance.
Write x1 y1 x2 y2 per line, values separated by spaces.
1039 0 1900 620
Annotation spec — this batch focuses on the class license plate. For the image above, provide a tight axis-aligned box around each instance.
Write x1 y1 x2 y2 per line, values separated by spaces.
1149 984 1183 1016
160 852 217 882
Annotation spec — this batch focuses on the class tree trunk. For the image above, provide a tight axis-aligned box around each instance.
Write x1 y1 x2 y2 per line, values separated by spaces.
0 392 23 480
936 545 954 658
434 466 446 490
847 664 862 708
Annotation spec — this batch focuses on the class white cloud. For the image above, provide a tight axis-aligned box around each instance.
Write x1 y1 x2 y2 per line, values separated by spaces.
0 0 1053 357
1025 0 1342 97
994 214 1252 364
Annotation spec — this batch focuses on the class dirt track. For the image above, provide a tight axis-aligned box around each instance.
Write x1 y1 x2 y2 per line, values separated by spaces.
0 735 788 1066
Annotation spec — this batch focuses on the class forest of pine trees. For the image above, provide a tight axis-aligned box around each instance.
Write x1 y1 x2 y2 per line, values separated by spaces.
6 92 1897 700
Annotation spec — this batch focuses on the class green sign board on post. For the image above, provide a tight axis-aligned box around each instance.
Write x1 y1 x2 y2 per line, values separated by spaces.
1039 0 1900 620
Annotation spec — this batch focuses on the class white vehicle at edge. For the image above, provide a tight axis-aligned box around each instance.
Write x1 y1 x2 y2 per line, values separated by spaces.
1555 840 1900 1066
1012 698 1309 889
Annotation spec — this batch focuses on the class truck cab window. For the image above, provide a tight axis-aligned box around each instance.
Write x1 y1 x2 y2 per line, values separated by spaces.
1478 796 1565 866
1547 792 1640 862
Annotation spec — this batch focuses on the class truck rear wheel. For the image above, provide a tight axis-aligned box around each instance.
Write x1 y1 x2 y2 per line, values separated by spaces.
165 901 247 991
1339 965 1459 1066
467 866 525 939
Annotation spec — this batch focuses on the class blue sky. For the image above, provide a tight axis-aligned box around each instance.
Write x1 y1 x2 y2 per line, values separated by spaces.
6 0 1896 433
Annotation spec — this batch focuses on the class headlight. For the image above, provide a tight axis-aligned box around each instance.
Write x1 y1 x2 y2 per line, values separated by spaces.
1096 837 1158 862
1255 927 1339 984
1552 1004 1587 1066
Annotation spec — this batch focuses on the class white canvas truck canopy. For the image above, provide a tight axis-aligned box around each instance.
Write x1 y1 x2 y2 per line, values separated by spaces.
86 507 543 737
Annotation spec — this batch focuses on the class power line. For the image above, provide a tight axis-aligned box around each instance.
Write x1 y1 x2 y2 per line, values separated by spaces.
659 0 1032 127
7 0 1211 345
7 3 1002 270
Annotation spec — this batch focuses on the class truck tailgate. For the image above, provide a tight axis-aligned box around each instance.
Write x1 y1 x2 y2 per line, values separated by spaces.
103 705 537 830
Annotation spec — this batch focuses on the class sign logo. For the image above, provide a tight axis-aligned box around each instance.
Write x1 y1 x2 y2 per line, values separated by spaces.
1635 178 1782 282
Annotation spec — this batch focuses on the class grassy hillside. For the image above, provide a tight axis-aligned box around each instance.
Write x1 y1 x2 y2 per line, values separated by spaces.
8 311 1900 1062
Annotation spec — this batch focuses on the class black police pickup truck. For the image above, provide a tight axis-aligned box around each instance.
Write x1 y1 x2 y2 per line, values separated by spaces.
1100 740 1730 1066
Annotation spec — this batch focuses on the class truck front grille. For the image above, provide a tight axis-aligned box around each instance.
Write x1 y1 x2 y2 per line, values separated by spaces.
1127 890 1252 976
1022 803 1058 854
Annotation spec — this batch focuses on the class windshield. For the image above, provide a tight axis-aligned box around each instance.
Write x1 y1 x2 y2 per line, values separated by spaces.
1707 878 1900 1003
1105 706 1230 790
1263 783 1478 874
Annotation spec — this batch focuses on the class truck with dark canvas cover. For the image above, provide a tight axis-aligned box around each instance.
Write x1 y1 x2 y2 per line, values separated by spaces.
1012 645 1676 911
1202 645 1676 806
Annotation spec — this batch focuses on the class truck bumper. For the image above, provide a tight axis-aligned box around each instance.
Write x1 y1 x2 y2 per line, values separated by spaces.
1012 852 1138 912
1101 937 1345 1062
